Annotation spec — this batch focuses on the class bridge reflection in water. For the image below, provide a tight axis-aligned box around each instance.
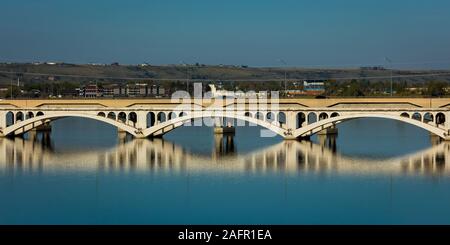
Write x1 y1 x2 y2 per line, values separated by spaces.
0 133 449 177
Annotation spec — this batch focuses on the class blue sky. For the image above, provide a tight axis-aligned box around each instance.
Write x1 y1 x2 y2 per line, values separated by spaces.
1 0 450 68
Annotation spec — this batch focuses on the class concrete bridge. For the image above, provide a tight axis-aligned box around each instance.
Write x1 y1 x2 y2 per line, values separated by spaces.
0 98 449 140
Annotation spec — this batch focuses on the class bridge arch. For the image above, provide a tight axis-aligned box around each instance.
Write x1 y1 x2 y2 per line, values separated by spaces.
296 112 306 129
255 112 264 120
293 113 449 139
307 112 317 124
107 112 116 120
5 111 14 127
118 112 127 123
16 112 24 122
128 112 137 126
157 112 166 123
330 112 340 118
278 112 286 126
423 112 434 123
266 112 276 123
26 111 34 119
147 112 156 128
318 112 329 121
436 113 446 125
142 111 286 138
168 112 177 120
2 112 142 137
412 112 422 121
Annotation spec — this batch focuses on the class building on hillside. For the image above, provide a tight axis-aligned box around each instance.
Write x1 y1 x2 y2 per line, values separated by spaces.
303 80 325 96
208 84 267 98
114 85 125 97
149 85 166 96
285 90 304 97
83 84 100 98
102 84 117 97
127 83 147 97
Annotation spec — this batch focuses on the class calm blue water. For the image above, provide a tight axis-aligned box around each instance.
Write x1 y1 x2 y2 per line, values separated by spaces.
0 118 449 224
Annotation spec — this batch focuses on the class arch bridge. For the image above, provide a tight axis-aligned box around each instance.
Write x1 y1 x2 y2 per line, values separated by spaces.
0 98 449 140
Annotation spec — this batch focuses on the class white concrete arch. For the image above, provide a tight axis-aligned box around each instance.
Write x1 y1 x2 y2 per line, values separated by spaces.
1 112 142 137
156 111 167 123
318 112 329 120
307 112 318 124
293 113 449 139
142 111 287 138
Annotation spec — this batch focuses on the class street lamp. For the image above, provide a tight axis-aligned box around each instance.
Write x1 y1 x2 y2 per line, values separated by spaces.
278 59 288 97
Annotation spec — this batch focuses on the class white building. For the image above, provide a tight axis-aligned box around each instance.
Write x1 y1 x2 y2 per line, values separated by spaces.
208 84 267 99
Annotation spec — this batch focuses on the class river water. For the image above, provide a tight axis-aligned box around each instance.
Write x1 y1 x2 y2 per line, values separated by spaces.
0 118 449 224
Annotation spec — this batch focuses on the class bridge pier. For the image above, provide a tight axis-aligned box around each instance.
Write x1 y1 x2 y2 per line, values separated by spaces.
213 116 236 135
117 128 127 133
214 126 236 135
147 134 163 139
213 133 236 157
317 126 338 136
31 122 52 132
284 135 310 141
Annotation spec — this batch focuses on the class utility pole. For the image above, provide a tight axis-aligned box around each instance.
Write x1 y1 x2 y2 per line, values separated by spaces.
180 61 189 93
390 68 393 97
278 59 288 97
186 66 189 93
385 57 393 96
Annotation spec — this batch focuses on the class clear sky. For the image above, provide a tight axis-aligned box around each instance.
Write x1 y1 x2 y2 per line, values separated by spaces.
1 0 450 68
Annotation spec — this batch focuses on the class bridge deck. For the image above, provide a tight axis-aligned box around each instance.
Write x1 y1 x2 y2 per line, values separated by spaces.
1 98 450 109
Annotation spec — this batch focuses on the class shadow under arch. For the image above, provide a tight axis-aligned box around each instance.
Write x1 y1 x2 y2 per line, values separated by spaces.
293 113 449 139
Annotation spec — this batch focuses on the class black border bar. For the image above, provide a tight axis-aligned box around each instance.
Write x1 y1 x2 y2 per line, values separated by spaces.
1 225 450 243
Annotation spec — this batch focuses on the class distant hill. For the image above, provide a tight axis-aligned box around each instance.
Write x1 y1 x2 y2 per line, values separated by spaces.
1 63 450 85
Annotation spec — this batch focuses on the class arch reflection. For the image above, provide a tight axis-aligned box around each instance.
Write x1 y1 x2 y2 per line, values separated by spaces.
0 135 449 177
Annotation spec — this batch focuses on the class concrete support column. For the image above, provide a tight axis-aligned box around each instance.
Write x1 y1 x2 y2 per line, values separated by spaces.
445 112 450 130
136 111 147 130
155 111 161 125
125 112 130 126
214 117 222 127
285 111 297 130
0 112 6 137
0 112 6 129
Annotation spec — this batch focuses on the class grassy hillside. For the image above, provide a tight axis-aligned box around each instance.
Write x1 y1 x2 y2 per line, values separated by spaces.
1 63 450 85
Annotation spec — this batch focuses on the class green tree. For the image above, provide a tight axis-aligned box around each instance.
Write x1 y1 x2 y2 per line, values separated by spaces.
3 86 22 98
426 81 448 97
